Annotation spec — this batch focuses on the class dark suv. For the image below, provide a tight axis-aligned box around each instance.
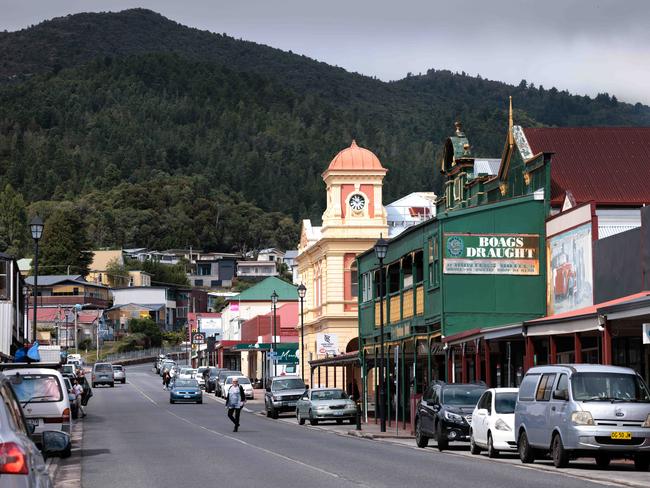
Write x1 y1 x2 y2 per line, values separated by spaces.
415 381 486 450
264 376 306 419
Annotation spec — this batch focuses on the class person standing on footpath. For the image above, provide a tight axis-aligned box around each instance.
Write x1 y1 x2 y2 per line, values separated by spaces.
225 377 246 432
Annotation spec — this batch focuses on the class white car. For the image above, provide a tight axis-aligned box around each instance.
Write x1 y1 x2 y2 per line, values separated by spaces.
178 368 197 381
470 387 519 458
222 376 254 400
6 367 73 445
195 367 209 389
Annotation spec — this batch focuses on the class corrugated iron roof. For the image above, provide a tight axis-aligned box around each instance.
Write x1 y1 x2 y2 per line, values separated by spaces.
523 127 650 206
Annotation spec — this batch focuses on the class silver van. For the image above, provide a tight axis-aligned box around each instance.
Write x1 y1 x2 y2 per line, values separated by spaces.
515 364 650 470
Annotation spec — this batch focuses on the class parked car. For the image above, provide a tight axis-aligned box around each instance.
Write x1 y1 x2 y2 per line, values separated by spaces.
215 370 242 397
160 360 176 377
92 363 115 387
196 367 209 389
5 367 73 446
205 368 223 393
470 387 519 457
61 364 78 379
112 365 126 384
223 376 254 400
0 372 70 485
62 377 79 420
178 368 197 381
415 381 487 450
515 364 650 470
296 388 356 425
265 376 307 419
169 379 203 404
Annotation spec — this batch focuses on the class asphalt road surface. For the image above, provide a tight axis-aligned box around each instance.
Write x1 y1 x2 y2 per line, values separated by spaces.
81 364 617 488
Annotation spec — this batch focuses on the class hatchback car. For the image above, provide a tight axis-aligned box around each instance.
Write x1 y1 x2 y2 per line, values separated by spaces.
415 381 487 450
5 368 72 446
470 387 519 457
92 363 114 387
0 372 59 486
169 379 202 404
296 388 356 425
515 364 650 470
112 365 126 384
216 370 242 397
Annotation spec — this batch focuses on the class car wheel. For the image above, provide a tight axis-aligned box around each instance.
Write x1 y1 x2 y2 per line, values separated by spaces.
110 382 115 388
551 434 569 468
349 418 355 425
170 399 174 404
634 453 650 471
197 400 203 404
595 453 611 468
518 430 535 464
487 433 499 459
469 432 481 455
297 410 305 425
122 380 126 384
415 418 429 448
266 406 272 418
271 407 279 420
436 423 448 451
309 410 318 426
92 383 96 388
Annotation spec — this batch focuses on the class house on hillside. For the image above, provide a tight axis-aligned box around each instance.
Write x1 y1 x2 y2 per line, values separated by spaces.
111 287 177 331
386 192 438 237
188 252 238 289
236 260 279 279
87 250 125 286
24 275 111 310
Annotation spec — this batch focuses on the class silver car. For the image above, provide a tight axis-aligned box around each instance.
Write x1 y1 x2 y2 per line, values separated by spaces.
296 388 357 426
112 365 126 384
515 364 650 470
0 372 70 486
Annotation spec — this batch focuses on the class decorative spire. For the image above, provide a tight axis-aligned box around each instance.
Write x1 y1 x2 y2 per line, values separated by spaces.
508 96 514 145
454 121 463 136
350 139 358 148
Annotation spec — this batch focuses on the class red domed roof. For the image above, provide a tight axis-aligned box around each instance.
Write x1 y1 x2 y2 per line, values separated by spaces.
327 140 385 171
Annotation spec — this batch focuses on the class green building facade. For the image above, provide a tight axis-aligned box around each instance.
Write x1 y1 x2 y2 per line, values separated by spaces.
356 113 553 427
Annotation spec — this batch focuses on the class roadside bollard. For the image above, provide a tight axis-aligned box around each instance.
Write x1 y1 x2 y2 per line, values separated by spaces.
356 402 362 431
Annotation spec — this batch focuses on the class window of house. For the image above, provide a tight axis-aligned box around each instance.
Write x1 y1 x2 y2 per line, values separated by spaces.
453 176 463 202
414 251 424 283
350 262 358 299
210 280 220 288
362 273 373 302
198 263 212 276
402 255 413 289
0 260 8 300
195 279 203 287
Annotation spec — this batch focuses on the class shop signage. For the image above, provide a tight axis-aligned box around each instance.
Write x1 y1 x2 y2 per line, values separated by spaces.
191 332 206 345
316 333 338 356
443 233 540 275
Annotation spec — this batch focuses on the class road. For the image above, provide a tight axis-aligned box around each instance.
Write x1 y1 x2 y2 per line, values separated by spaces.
80 364 618 488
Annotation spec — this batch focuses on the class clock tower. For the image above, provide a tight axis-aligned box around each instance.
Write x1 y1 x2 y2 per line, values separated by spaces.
321 140 388 237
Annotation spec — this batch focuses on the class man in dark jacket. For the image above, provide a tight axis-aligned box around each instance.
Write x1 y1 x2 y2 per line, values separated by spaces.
225 377 246 432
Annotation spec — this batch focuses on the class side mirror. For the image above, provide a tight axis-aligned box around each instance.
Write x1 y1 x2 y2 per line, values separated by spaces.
42 430 71 459
553 389 569 401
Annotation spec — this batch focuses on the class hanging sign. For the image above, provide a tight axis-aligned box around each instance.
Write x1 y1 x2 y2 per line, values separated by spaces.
316 333 338 357
443 233 540 275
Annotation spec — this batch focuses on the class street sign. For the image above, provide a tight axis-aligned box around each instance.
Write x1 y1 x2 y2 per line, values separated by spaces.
191 332 206 345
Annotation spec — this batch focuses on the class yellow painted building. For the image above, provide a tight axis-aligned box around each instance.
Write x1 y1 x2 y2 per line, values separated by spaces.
297 141 388 388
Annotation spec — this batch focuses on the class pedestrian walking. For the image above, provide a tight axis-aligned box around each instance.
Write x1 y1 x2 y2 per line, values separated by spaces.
163 370 171 390
225 377 246 432
72 379 86 418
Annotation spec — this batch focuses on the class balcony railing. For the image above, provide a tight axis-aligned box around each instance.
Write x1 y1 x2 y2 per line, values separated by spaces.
389 293 401 324
372 281 425 330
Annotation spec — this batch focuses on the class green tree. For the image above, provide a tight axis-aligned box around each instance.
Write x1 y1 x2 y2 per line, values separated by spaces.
128 317 162 347
38 207 94 275
0 184 28 256
106 257 130 287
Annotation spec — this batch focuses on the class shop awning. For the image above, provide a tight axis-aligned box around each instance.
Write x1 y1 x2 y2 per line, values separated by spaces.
525 317 599 336
599 295 650 321
310 351 360 368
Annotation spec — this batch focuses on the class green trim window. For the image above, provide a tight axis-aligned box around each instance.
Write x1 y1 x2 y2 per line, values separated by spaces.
428 235 440 288
362 272 373 302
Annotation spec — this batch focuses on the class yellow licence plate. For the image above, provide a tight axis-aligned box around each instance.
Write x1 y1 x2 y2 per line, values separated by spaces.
610 431 632 440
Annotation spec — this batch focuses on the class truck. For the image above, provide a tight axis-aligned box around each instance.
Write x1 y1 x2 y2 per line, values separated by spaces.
38 345 63 363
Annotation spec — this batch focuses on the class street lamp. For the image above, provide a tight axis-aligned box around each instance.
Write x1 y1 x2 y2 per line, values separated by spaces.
297 283 307 382
29 216 44 343
271 291 278 377
374 233 388 432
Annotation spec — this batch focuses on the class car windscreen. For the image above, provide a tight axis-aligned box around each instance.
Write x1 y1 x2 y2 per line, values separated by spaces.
312 390 348 400
95 364 112 372
235 378 251 385
63 365 74 372
572 373 650 402
494 392 518 413
174 380 199 388
11 374 63 403
442 386 485 406
272 378 306 391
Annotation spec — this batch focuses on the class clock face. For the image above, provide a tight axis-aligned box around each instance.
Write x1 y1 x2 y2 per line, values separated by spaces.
349 194 366 211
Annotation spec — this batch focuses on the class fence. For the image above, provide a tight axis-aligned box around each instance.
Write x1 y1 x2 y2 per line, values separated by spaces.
100 345 186 364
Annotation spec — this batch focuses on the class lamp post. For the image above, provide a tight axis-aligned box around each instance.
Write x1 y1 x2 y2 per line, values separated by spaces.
271 290 278 377
297 283 307 382
374 234 388 433
29 216 44 343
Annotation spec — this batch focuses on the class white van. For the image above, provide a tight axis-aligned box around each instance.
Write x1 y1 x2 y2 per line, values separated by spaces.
6 367 72 444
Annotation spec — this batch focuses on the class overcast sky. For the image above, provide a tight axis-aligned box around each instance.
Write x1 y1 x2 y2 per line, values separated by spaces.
2 0 649 104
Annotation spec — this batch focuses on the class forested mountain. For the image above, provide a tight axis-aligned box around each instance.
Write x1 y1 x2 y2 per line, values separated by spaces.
1 8 649 260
